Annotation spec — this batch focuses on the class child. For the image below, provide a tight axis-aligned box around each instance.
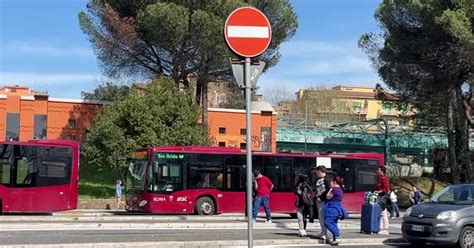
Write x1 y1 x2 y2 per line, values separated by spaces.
116 179 123 209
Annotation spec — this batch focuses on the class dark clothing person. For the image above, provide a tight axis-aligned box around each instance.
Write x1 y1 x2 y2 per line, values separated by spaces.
294 176 313 237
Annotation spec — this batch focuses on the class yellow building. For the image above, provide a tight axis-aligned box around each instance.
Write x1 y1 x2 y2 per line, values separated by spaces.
294 85 415 126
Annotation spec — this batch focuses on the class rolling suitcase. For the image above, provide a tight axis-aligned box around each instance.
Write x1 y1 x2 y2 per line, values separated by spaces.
360 202 381 234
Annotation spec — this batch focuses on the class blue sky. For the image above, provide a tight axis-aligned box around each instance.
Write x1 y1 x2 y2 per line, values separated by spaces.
0 0 382 99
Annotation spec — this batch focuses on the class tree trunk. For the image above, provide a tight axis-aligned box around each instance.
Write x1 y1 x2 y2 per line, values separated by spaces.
197 71 209 132
447 87 459 184
196 80 202 106
455 86 473 182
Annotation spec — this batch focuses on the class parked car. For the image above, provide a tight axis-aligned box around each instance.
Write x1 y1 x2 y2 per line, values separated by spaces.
402 184 474 247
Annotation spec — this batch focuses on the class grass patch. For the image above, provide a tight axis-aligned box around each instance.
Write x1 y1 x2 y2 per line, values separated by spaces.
79 164 122 199
390 177 449 207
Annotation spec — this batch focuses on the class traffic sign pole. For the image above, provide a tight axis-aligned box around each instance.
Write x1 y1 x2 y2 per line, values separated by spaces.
245 57 253 248
224 7 271 248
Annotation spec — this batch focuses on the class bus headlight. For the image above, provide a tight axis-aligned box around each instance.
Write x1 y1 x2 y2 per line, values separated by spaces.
139 200 148 207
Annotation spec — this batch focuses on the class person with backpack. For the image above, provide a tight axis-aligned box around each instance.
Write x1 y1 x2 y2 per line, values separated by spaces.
294 174 313 237
314 165 332 241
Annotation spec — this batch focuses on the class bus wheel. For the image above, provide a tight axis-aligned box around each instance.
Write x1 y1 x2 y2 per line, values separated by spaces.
0 199 3 215
195 197 215 215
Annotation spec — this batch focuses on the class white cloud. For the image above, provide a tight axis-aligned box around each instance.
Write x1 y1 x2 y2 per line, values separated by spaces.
4 42 94 58
303 56 373 76
0 72 99 86
280 40 356 58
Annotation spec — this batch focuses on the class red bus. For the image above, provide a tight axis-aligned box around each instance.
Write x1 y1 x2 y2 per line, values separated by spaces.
126 146 384 215
0 140 79 214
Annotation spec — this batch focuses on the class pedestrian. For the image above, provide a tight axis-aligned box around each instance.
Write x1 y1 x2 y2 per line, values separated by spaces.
389 189 400 219
314 165 332 241
252 169 274 223
324 176 348 245
409 186 422 205
294 174 313 237
375 166 390 235
115 179 123 209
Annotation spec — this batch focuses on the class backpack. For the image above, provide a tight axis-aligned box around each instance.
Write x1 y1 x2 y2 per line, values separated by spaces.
294 182 313 207
301 183 313 206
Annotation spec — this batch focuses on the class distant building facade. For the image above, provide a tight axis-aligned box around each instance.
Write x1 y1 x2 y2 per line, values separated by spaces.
293 85 415 126
0 85 102 142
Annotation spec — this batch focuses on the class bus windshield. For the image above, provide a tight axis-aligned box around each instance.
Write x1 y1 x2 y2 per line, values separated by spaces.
126 157 146 194
147 152 184 193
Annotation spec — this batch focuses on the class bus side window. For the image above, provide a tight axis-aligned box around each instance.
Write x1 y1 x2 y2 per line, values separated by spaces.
293 157 309 186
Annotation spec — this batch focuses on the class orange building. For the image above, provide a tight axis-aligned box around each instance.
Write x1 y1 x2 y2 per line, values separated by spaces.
208 102 277 153
1 85 277 153
0 85 101 142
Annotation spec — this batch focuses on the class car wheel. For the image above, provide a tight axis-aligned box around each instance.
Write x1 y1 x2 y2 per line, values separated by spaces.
408 240 426 247
195 197 215 215
459 226 474 248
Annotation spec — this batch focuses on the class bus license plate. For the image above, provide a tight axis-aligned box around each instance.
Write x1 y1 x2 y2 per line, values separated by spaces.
410 224 424 232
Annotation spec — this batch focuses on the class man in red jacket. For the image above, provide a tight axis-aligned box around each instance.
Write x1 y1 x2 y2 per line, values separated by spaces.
252 169 274 223
375 166 390 235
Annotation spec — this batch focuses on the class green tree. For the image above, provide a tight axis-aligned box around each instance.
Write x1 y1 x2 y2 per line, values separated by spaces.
81 81 132 102
359 0 473 182
83 77 209 170
78 0 298 130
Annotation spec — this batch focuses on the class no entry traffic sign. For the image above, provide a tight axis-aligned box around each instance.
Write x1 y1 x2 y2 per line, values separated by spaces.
224 7 272 58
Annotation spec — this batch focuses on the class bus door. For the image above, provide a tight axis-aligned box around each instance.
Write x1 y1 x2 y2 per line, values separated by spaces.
262 156 293 212
12 145 73 212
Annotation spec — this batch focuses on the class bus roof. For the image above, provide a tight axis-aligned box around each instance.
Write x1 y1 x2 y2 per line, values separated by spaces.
152 146 383 160
0 139 79 148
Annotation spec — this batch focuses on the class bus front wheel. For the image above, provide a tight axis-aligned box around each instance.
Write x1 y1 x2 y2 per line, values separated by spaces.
195 197 215 215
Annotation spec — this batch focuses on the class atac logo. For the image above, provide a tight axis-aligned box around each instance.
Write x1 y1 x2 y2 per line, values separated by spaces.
177 196 188 202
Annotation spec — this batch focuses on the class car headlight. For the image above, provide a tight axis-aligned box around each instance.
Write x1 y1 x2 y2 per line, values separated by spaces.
404 207 412 217
437 211 457 222
139 200 148 207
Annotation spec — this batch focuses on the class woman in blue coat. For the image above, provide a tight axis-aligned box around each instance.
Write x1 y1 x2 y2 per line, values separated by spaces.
324 176 348 245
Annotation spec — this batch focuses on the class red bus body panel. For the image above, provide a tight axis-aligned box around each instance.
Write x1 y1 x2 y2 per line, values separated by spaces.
127 146 383 214
0 140 79 213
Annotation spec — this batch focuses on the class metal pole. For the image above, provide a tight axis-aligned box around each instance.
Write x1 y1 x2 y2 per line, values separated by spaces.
304 97 308 154
245 57 253 248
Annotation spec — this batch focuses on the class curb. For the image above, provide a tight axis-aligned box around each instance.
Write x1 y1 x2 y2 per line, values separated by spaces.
0 222 367 231
0 238 408 248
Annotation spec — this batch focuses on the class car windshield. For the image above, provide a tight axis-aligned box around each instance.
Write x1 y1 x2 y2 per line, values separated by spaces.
430 184 474 205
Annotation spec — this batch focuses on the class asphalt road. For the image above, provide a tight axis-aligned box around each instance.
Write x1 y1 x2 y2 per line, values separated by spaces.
0 228 403 245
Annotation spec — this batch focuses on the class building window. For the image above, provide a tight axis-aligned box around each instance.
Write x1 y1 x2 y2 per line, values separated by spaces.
68 118 77 128
240 128 246 135
67 135 75 140
218 142 226 147
219 127 226 134
383 103 392 110
6 113 20 141
240 143 246 150
352 102 362 109
34 115 47 139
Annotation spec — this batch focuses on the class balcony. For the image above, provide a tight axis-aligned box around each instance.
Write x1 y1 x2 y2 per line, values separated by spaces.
379 109 399 117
